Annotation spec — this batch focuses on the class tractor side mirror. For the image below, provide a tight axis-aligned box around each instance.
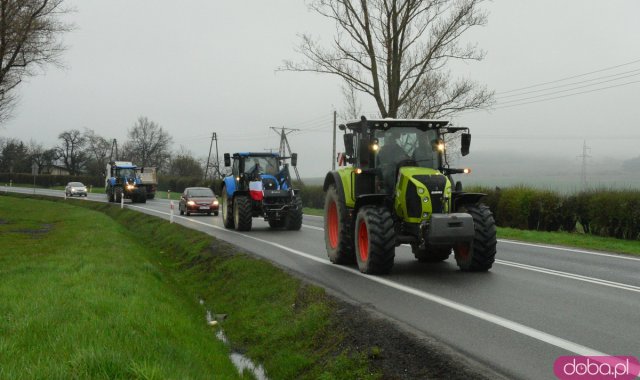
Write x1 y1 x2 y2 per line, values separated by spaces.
291 153 298 167
224 153 231 167
343 133 354 156
461 133 471 156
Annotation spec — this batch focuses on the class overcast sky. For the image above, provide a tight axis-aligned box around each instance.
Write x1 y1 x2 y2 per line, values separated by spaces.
2 0 640 178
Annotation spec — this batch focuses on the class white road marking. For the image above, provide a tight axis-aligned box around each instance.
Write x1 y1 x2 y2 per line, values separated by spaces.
498 239 640 262
126 203 622 361
496 259 640 293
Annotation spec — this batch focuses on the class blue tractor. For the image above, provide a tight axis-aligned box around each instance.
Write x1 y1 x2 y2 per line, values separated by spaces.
105 161 148 203
221 152 302 231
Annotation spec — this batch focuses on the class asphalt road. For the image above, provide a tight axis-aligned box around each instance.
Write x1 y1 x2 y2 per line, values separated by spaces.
5 186 640 379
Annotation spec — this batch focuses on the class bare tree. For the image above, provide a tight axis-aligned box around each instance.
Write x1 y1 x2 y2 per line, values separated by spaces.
282 0 493 118
122 116 173 171
338 83 362 121
56 129 86 175
0 0 72 123
83 128 111 175
27 140 55 173
168 148 204 178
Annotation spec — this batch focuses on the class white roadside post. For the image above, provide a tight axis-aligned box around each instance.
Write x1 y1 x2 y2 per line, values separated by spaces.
120 193 124 209
170 201 175 223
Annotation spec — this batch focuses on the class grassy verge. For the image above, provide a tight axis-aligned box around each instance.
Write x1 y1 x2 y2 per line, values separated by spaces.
497 227 640 256
1 194 378 379
302 207 640 256
0 196 240 379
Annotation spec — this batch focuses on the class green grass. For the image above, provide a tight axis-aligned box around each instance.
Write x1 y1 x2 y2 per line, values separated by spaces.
303 207 323 216
1 195 378 380
0 196 241 379
497 227 640 256
303 207 640 256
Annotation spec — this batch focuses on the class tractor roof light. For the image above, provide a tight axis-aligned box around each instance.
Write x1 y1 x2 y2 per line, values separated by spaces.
355 168 363 174
463 168 471 174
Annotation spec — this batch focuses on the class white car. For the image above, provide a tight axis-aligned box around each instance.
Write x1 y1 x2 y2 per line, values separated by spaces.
65 182 88 197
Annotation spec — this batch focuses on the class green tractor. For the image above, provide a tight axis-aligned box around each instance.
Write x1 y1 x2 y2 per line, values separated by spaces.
323 117 496 274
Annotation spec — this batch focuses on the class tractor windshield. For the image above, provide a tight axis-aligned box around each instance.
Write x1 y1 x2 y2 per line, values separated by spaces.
116 168 137 180
244 156 279 176
374 127 439 194
374 127 439 170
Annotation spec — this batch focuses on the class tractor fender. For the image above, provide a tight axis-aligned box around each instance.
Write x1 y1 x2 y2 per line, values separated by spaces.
452 192 486 211
223 176 237 196
323 170 355 208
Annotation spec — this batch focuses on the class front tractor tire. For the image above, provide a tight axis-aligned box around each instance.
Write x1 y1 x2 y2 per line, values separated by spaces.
114 187 123 203
324 184 355 264
454 203 497 271
221 188 235 229
284 196 303 230
354 206 395 274
233 195 252 231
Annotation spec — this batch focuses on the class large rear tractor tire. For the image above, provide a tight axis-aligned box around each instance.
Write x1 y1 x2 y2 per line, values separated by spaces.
354 206 395 274
284 196 303 231
233 195 252 231
139 187 147 204
324 184 355 264
221 187 235 229
454 203 497 271
412 244 451 262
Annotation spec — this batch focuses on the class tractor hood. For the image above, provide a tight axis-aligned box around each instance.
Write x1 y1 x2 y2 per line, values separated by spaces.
394 167 452 223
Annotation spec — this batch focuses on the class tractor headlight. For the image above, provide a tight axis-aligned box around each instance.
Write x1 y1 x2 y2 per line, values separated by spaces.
463 168 471 174
126 184 135 190
423 197 429 203
437 142 445 152
418 187 425 194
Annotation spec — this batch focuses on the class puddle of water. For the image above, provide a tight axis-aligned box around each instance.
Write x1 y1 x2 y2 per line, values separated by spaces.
203 302 268 380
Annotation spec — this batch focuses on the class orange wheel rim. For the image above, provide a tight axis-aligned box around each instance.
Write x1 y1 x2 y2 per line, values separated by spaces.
358 220 369 262
327 201 339 249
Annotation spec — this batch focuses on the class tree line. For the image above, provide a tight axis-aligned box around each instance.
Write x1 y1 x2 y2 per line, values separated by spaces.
0 116 208 179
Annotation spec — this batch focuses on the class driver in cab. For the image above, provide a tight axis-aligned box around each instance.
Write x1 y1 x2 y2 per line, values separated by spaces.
376 128 410 194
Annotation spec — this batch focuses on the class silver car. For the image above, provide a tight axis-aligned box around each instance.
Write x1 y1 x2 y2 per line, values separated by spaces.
65 182 88 197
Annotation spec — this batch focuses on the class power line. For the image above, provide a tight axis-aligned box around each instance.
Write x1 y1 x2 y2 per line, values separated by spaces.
496 68 640 100
492 79 640 110
496 58 640 95
496 71 640 106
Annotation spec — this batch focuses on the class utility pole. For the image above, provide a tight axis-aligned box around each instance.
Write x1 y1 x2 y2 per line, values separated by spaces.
109 139 118 161
204 132 221 181
578 140 591 190
270 126 303 185
332 110 337 170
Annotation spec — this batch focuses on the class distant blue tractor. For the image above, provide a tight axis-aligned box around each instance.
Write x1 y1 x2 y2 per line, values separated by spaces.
105 161 147 203
221 152 302 231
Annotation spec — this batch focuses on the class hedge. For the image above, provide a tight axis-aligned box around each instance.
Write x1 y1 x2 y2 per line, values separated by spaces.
5 170 638 241
0 172 102 188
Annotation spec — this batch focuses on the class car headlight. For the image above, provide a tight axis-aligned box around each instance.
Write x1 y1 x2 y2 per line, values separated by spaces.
212 200 219 206
187 200 195 206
